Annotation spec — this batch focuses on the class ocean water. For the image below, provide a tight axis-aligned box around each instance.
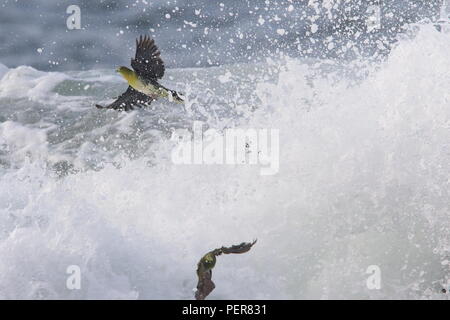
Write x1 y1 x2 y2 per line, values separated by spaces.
0 1 449 300
0 0 444 70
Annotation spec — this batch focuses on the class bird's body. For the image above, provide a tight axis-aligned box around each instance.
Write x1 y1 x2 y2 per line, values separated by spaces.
96 35 184 111
195 240 257 300
117 66 182 102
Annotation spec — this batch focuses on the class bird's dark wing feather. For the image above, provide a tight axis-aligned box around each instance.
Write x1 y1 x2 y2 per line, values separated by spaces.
131 35 165 81
219 240 257 255
95 86 154 111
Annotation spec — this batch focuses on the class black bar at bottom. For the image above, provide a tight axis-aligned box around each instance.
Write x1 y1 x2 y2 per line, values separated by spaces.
0 299 446 318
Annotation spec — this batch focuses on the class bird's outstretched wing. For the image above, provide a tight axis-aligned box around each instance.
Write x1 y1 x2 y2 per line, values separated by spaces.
219 240 257 255
131 35 165 81
95 86 154 111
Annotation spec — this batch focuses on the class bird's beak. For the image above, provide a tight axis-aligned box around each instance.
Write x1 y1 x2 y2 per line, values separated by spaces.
115 67 120 73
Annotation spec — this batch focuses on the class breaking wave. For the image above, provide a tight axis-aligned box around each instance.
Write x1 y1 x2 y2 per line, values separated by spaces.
0 25 448 299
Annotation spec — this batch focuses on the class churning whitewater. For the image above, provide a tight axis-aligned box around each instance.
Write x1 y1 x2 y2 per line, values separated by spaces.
0 26 449 299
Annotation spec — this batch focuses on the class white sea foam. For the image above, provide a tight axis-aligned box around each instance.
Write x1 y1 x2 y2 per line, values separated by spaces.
0 121 49 165
0 66 67 100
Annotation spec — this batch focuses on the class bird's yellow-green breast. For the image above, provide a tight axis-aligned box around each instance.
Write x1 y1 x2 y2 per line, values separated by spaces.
117 66 149 92
117 66 169 98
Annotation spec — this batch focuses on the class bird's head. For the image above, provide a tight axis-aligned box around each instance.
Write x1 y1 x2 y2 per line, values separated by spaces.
171 91 185 104
200 253 217 271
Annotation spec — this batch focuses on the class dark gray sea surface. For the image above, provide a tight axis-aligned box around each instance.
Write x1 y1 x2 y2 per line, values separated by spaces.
0 0 443 70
